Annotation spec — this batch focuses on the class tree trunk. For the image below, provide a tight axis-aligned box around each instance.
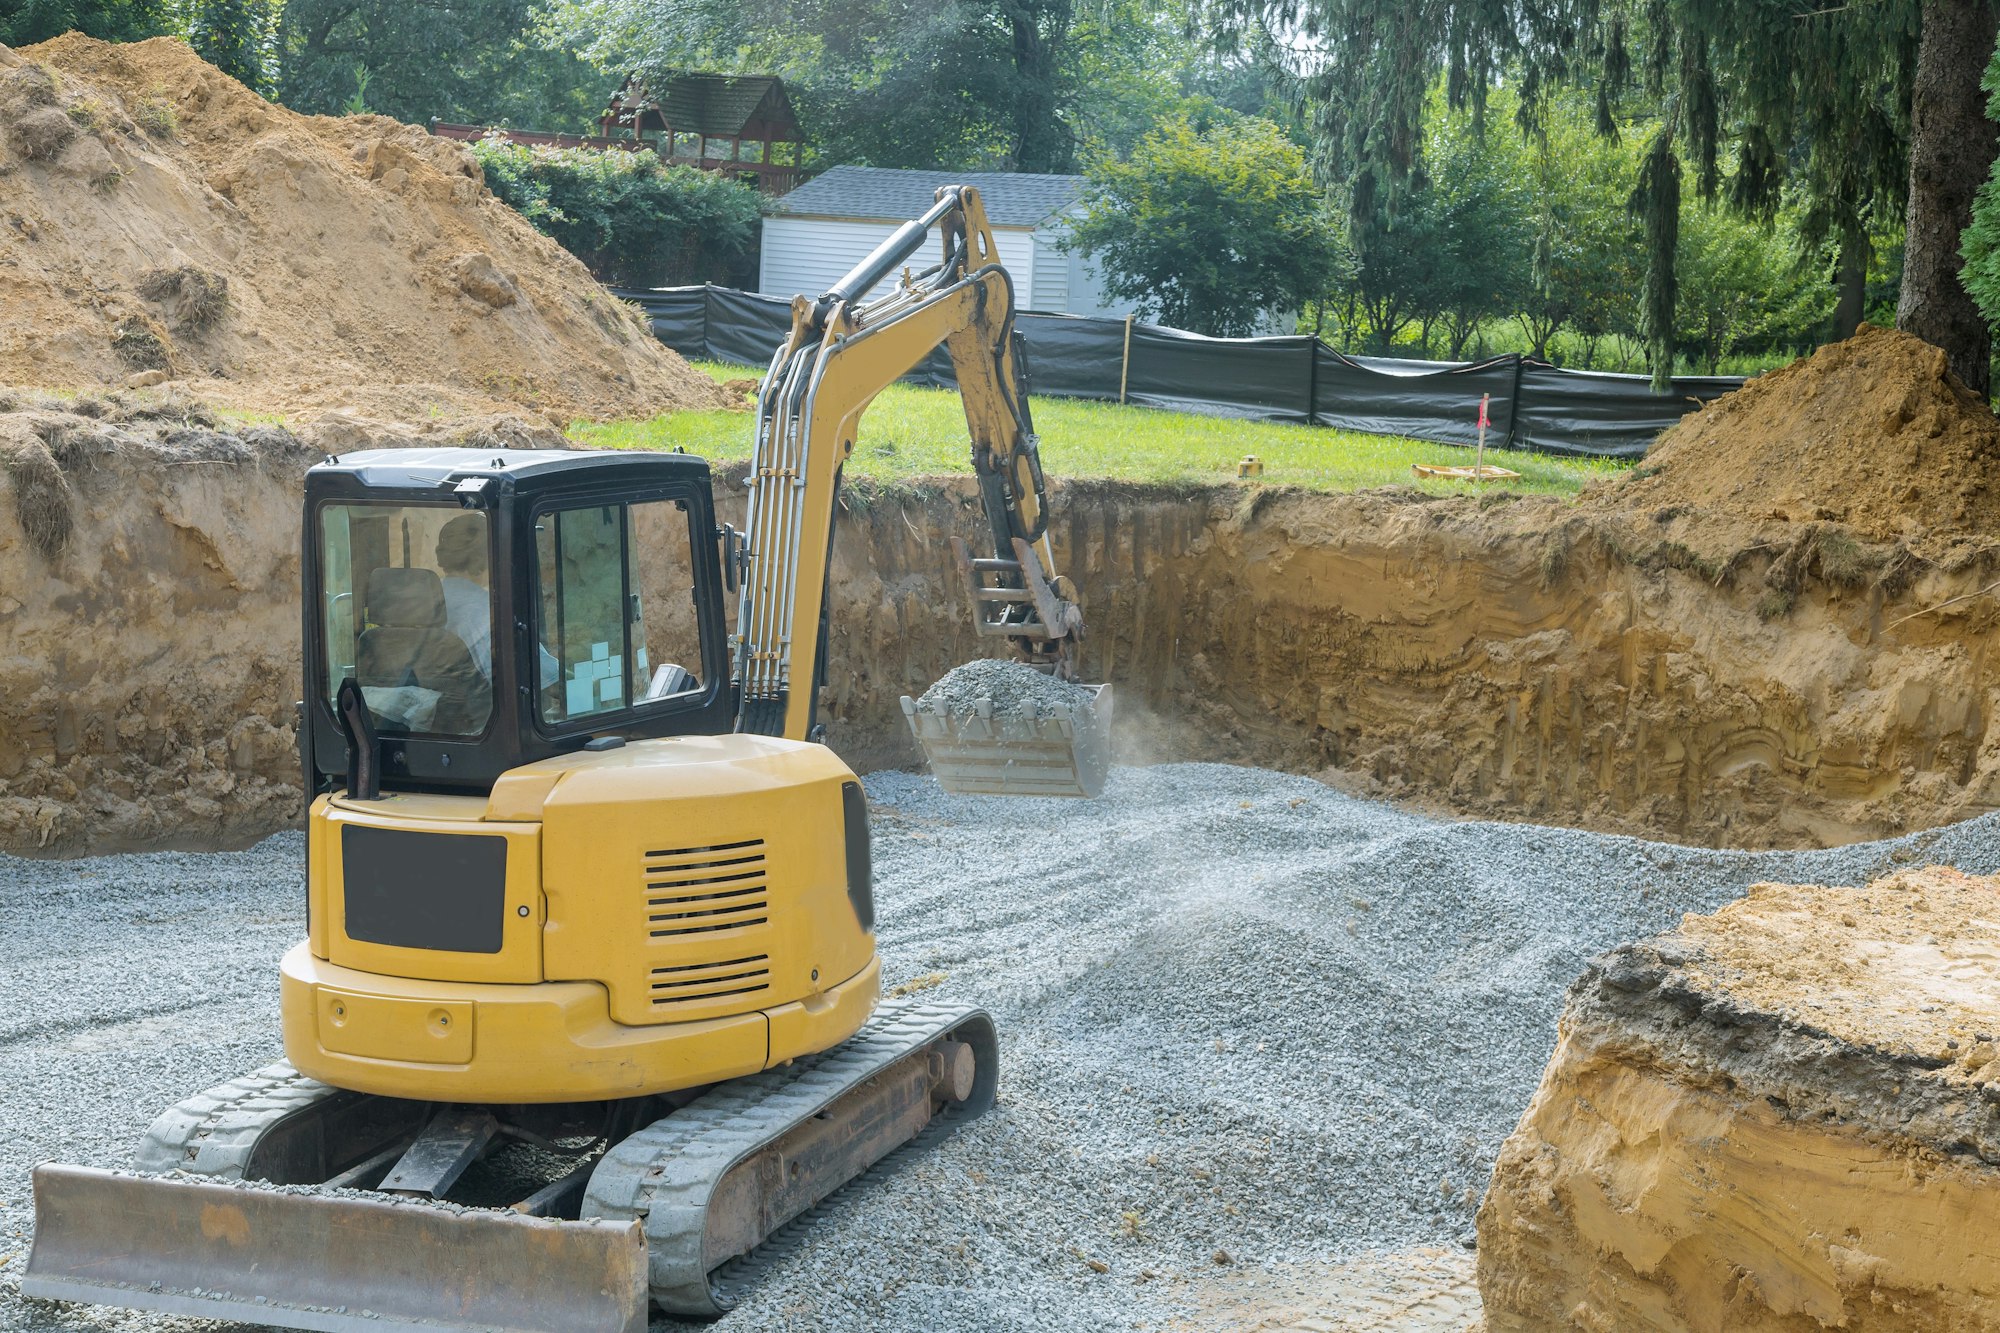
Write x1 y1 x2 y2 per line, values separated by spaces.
1008 0 1072 173
1834 229 1870 340
1896 0 2000 394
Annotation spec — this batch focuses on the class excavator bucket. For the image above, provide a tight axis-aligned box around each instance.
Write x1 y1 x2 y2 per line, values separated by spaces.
21 1164 650 1333
901 682 1113 798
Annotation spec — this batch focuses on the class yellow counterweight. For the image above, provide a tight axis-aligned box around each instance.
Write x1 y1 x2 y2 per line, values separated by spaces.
283 733 879 1103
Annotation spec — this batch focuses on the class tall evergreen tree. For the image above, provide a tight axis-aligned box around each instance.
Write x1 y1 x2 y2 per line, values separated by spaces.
1209 0 1991 391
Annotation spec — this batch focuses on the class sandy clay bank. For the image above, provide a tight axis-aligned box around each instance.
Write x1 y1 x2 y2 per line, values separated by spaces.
1479 864 2000 1330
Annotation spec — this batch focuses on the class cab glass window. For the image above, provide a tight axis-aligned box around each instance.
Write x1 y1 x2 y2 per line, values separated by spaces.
320 504 493 737
534 497 706 727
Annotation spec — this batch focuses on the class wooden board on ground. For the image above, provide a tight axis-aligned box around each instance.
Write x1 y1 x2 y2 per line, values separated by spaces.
1412 464 1521 482
1168 1246 1482 1332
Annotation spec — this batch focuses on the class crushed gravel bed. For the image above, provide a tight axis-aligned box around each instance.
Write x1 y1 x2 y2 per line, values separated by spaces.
3 762 1997 1333
916 657 1097 716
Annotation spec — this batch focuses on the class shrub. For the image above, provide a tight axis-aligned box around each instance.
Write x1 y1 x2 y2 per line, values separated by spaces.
139 266 229 330
11 106 77 161
468 138 762 289
1066 117 1342 337
134 95 178 138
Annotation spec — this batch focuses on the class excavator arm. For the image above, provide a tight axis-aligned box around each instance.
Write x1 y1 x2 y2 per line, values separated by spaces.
734 186 1085 742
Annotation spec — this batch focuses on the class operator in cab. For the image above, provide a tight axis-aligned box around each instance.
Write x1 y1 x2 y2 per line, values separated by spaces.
436 512 561 696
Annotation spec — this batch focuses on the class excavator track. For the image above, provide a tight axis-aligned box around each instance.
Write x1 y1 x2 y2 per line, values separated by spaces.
25 1001 996 1332
132 1061 377 1176
587 1000 998 1316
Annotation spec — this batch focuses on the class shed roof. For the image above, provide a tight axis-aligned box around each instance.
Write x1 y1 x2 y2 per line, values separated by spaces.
609 73 798 138
772 166 1087 228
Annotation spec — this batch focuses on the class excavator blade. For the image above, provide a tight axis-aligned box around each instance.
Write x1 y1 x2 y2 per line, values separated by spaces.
22 1163 650 1333
901 682 1112 798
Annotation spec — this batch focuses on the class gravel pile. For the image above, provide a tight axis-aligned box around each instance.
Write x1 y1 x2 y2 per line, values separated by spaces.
4 762 1998 1333
916 658 1096 716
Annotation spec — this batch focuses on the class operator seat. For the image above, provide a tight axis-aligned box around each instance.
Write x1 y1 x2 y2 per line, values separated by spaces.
357 566 490 734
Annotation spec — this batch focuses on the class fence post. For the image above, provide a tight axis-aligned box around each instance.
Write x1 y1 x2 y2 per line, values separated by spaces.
1502 353 1525 451
1306 337 1321 426
701 283 713 362
1119 315 1134 404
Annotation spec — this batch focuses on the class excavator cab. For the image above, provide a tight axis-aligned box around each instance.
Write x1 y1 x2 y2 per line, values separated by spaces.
301 448 734 797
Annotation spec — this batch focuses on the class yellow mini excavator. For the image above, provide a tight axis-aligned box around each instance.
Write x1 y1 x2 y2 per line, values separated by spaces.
24 187 1105 1333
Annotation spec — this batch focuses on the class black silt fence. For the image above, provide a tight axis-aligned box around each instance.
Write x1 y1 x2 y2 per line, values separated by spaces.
614 284 1744 459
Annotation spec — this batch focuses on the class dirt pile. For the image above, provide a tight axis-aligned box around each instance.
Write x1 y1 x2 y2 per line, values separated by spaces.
1593 324 2000 553
0 35 723 422
1477 865 2000 1330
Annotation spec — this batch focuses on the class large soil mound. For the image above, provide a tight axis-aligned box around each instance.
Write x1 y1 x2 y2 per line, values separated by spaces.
0 35 723 421
1597 324 2000 548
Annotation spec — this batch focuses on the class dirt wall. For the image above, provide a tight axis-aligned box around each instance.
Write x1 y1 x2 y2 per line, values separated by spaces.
819 478 2000 848
7 409 2000 853
0 406 314 851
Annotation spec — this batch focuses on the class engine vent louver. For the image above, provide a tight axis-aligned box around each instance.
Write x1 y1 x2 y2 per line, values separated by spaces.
641 840 772 1010
648 954 773 1006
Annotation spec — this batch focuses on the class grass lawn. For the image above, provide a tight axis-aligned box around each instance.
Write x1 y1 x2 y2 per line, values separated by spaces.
569 360 1628 497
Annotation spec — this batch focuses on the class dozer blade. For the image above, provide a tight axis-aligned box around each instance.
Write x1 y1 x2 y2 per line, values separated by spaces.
22 1163 649 1333
900 682 1112 798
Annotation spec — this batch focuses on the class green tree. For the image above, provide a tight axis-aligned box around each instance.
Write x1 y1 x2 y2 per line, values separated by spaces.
1513 91 1644 364
277 0 611 130
1675 205 1832 374
1959 33 2000 345
553 0 1174 170
1339 202 1432 351
185 0 280 94
1413 93 1535 358
1062 6 1298 162
0 0 170 45
469 138 761 286
1207 0 1988 392
1067 117 1341 336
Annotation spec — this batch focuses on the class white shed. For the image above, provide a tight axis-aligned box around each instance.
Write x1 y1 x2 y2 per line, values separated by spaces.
758 166 1130 318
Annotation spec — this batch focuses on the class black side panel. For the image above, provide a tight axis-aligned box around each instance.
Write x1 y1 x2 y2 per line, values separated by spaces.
341 826 507 954
840 780 874 932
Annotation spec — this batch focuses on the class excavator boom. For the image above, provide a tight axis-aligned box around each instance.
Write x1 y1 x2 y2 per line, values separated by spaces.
733 185 1108 792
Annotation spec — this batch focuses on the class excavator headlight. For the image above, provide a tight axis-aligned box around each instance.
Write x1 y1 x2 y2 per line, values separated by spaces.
840 780 874 932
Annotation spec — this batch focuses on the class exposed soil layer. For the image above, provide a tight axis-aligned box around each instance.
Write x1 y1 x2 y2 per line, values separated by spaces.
822 475 2000 849
0 36 723 422
9 390 2000 853
1477 865 2000 1331
1593 323 2000 557
12 319 2000 852
0 397 318 851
